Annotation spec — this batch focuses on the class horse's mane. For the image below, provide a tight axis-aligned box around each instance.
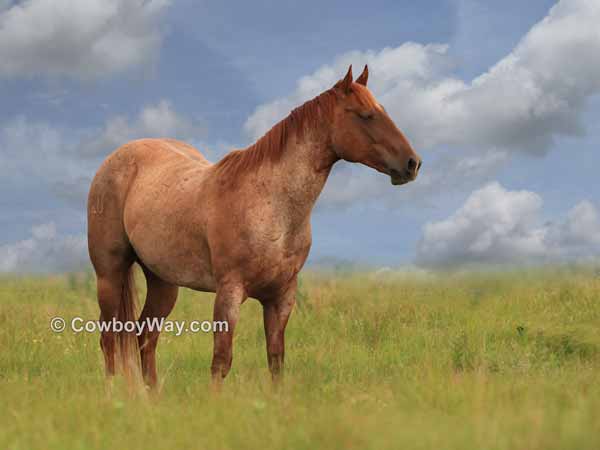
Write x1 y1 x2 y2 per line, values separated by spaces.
215 88 338 177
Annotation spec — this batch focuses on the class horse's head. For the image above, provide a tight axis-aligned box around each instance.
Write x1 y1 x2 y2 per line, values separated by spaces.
330 65 421 185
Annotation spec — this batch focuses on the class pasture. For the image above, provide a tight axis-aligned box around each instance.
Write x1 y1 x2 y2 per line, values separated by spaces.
1 267 599 449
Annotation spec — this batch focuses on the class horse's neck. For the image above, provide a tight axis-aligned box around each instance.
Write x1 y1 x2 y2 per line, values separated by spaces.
264 130 337 223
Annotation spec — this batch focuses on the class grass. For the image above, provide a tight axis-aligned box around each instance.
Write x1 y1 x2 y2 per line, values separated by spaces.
1 267 599 449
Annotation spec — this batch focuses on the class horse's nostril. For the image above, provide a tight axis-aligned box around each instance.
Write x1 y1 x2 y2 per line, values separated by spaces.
417 160 422 171
407 158 417 171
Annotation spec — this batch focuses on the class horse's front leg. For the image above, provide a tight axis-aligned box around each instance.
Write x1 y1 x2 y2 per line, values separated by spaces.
211 282 245 388
262 280 296 383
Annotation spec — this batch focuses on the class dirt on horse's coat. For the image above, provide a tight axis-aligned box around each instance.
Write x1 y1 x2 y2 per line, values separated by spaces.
87 65 422 388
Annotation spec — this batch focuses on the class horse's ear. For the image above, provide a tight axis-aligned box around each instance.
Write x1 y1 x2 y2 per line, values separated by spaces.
334 65 353 94
356 64 368 86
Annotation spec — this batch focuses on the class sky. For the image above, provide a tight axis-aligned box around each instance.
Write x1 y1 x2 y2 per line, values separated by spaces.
1 0 600 272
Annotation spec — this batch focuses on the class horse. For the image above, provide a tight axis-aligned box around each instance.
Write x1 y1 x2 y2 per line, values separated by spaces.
87 65 422 389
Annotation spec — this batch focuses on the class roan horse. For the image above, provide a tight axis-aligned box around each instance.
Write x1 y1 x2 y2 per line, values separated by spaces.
87 65 421 389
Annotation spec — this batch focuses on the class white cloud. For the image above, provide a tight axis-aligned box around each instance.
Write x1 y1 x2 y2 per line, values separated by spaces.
545 200 600 253
0 222 88 273
0 100 205 208
243 0 600 210
82 100 206 156
243 43 454 143
245 0 600 154
415 182 600 268
317 148 509 210
0 116 84 184
0 0 170 79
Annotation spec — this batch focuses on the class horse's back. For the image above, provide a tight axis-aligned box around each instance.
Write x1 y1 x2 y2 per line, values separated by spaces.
88 138 212 214
119 138 211 167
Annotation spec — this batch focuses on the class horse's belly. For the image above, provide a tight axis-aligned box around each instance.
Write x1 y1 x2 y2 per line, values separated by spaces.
124 191 216 291
135 242 216 292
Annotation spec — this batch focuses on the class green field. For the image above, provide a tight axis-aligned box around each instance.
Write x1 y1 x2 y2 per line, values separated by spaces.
1 267 599 449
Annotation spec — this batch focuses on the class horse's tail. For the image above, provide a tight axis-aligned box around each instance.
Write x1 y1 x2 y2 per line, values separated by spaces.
116 265 141 381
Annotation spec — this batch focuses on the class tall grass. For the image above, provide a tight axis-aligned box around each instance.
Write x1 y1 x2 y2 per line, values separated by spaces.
1 267 599 449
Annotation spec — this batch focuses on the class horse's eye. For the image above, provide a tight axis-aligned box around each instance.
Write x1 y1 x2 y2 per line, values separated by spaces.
357 111 374 121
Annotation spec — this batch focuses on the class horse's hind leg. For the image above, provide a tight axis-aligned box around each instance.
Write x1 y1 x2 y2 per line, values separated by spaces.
89 230 137 378
88 151 142 380
137 267 178 389
96 266 133 377
88 193 137 378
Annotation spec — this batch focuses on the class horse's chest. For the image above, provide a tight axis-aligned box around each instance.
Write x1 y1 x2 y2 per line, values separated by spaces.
242 227 311 295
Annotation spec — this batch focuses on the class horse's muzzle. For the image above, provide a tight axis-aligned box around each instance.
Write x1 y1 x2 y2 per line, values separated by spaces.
389 168 413 186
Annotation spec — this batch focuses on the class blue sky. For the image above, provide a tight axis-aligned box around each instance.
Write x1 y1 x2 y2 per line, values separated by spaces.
1 0 599 272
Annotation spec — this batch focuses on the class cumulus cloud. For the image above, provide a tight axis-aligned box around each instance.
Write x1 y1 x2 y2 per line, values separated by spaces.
245 0 600 154
0 116 85 187
415 182 600 268
244 43 454 144
0 222 88 273
0 100 205 208
0 0 170 79
318 148 509 210
545 200 600 252
243 0 600 209
81 100 206 157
